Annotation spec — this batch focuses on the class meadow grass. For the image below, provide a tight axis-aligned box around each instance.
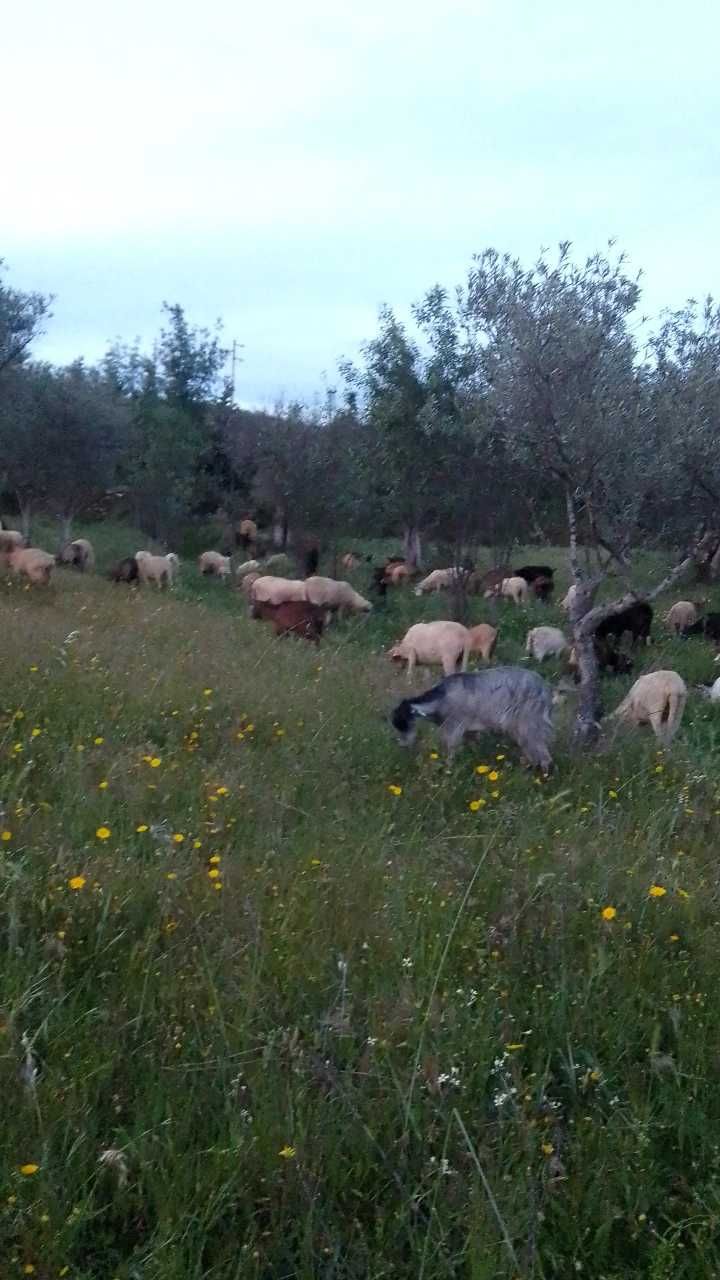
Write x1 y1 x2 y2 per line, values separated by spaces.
3 535 720 1278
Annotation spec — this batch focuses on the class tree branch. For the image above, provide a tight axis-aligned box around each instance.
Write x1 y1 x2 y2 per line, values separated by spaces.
565 488 580 581
576 553 695 637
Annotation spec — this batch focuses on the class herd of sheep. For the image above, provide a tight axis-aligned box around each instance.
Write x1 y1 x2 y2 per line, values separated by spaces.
3 526 720 774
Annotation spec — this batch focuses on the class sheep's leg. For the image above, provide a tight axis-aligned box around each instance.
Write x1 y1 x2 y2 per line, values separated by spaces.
406 649 416 682
439 720 465 759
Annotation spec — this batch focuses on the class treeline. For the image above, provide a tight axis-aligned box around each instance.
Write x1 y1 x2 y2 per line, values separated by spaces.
2 243 720 565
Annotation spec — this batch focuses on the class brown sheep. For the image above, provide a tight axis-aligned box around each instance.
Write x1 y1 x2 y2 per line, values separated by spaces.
251 598 324 643
7 547 55 584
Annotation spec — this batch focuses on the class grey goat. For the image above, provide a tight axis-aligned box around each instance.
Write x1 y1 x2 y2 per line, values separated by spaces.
390 667 554 772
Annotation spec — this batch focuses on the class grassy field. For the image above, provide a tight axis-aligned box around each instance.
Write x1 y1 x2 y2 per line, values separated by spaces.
3 526 720 1279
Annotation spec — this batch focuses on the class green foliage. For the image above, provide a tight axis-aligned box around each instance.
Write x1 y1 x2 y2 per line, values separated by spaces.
2 550 720 1277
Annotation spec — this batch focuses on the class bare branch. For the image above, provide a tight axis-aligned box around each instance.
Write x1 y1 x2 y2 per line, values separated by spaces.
565 488 580 581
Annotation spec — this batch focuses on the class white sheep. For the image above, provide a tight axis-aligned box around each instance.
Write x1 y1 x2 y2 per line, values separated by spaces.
250 576 308 605
663 601 698 634
7 547 55 584
304 576 372 615
499 576 529 605
198 550 231 578
135 550 179 588
525 626 569 662
389 621 471 680
235 559 260 578
559 584 579 613
611 670 687 746
414 567 461 596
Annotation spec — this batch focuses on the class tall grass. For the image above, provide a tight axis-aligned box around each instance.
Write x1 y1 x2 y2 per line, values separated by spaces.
2 544 720 1278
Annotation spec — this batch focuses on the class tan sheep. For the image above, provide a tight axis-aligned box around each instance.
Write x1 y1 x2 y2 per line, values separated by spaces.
135 550 179 588
235 558 260 578
389 621 471 680
499 576 529 605
525 626 569 662
250 576 308 605
414 567 461 595
385 562 411 585
611 670 687 746
198 550 231 578
304 576 372 615
238 570 261 597
467 623 498 662
7 547 55 584
0 530 25 565
663 601 698 634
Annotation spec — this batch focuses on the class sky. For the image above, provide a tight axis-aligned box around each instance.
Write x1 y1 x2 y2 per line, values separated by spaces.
2 0 719 406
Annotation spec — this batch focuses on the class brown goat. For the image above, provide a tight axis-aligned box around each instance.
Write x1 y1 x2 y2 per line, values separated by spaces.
251 598 325 643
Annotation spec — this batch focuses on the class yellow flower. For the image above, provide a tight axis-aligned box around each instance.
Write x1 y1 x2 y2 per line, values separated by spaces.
648 884 667 898
31 727 41 738
29 665 38 672
1 830 12 841
149 757 162 768
166 872 177 880
245 723 254 733
429 751 439 760
309 857 321 867
23 1265 35 1274
136 824 148 833
496 754 505 761
387 784 402 796
95 826 111 841
468 798 486 811
669 933 680 942
677 888 690 899
601 906 617 921
608 790 618 799
216 786 228 796
278 1145 296 1159
541 1142 554 1156
173 833 185 844
488 770 500 782
491 790 501 799
208 868 220 879
209 854 221 864
19 1163 39 1176
193 839 202 849
98 780 108 790
94 736 104 745
505 1043 524 1051
654 765 664 774
475 764 490 775
68 875 86 890
203 687 213 696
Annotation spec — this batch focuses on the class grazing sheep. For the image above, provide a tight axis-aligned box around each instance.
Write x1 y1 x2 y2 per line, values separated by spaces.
237 518 258 550
391 667 554 771
684 613 720 644
559 584 579 613
7 547 55 584
596 601 652 648
251 598 324 643
57 538 95 572
0 530 25 564
135 550 179 588
514 564 554 584
198 550 231 578
664 600 699 634
698 676 720 701
467 623 498 662
389 621 471 680
611 670 687 746
235 558 260 579
525 626 569 662
384 561 412 586
414 567 461 596
251 576 308 605
497 576 529 605
108 556 139 584
304 576 372 616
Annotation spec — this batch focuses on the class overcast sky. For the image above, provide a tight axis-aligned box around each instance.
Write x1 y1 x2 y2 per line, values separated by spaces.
3 0 719 405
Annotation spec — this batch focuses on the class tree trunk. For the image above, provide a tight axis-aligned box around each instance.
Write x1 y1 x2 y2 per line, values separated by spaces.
403 527 423 570
272 509 288 549
60 514 73 543
571 627 602 746
17 497 31 543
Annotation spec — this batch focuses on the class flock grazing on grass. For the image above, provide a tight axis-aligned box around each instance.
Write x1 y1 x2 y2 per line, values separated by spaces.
3 523 720 769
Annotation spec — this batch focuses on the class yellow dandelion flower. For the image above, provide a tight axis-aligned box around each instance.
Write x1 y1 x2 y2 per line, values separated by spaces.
193 839 202 849
654 765 664 774
216 786 228 796
29 665 38 672
149 757 162 768
429 751 439 760
31 727 41 738
98 780 108 790
212 881 223 890
94 736 104 745
608 789 618 799
387 784 402 796
136 824 148 833
208 867 220 879
68 875 86 891
601 906 617 921
95 826 111 841
245 723 255 733
488 770 500 782
209 854 221 864
491 789 501 799
677 888 690 899
166 872 177 880
1 830 12 841
496 753 505 761
19 1163 39 1176
23 1264 35 1274
541 1143 554 1156
669 933 680 942
475 764 490 775
309 857 321 866
468 798 486 811
648 884 667 898
172 833 185 844
278 1145 296 1159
